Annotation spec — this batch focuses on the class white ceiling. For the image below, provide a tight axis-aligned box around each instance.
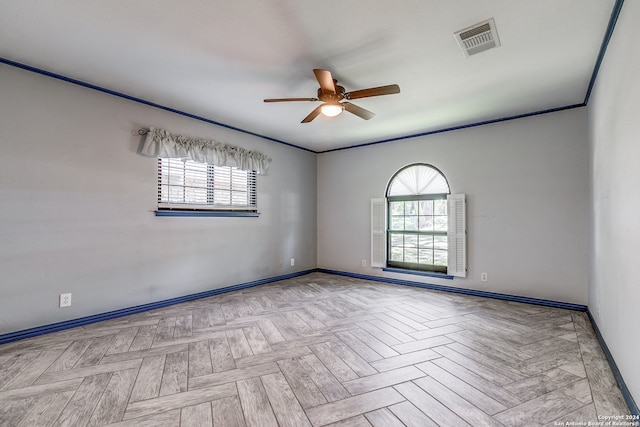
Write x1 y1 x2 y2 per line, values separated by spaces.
0 0 617 152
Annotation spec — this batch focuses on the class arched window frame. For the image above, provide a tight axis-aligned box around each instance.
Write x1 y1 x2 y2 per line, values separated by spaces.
386 164 450 273
371 164 466 278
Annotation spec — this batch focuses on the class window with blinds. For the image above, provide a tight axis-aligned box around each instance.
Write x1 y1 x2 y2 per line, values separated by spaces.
157 158 257 211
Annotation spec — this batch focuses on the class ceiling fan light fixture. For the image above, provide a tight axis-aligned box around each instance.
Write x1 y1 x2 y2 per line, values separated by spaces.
264 69 398 123
321 103 344 117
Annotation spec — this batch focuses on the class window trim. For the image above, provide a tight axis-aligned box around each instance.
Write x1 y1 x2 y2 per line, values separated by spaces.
382 267 454 280
378 162 466 279
155 210 260 218
384 163 451 274
386 195 450 273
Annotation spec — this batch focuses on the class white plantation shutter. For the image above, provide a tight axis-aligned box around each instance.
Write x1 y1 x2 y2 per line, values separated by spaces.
447 193 466 277
371 198 386 268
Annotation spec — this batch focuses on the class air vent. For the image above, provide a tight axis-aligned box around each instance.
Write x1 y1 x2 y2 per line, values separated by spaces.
455 18 501 57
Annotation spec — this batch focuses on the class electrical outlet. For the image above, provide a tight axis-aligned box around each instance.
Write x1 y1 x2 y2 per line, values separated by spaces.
59 293 72 308
290 258 295 266
481 273 488 282
362 259 367 267
278 260 283 268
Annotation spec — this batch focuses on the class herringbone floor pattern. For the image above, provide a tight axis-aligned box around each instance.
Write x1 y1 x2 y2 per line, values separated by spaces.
0 273 631 426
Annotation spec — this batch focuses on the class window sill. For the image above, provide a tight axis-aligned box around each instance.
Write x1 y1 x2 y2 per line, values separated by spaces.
155 210 260 217
383 267 454 280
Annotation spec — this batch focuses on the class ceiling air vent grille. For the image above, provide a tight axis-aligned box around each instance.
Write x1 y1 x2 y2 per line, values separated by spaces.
455 18 501 57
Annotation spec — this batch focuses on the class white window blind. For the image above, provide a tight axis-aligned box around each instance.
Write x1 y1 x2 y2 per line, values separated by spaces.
157 158 257 211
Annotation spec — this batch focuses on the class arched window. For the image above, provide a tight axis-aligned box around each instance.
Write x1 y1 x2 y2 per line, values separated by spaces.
371 164 466 277
386 164 450 273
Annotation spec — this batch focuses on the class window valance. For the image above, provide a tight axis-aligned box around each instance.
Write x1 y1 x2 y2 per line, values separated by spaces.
139 127 270 175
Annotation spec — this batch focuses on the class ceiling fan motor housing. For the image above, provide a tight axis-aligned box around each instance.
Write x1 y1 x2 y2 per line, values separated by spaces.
318 85 345 103
264 69 399 122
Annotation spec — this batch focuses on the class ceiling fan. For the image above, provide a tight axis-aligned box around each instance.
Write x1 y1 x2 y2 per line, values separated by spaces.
264 69 400 123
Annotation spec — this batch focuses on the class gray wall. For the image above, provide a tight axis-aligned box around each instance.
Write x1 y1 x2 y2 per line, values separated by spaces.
317 108 590 305
588 0 640 404
0 64 317 334
2 19 637 405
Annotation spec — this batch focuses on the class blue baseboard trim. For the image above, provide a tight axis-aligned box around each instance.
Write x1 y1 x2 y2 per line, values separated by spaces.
318 269 588 312
0 269 316 345
321 269 638 415
3 268 634 416
586 310 639 416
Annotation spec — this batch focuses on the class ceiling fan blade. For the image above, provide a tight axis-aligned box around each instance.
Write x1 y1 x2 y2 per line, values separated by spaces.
345 84 400 100
313 69 336 94
264 97 318 102
343 102 375 120
301 105 323 123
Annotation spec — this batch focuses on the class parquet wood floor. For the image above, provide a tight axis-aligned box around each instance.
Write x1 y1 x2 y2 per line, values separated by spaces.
0 273 631 426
